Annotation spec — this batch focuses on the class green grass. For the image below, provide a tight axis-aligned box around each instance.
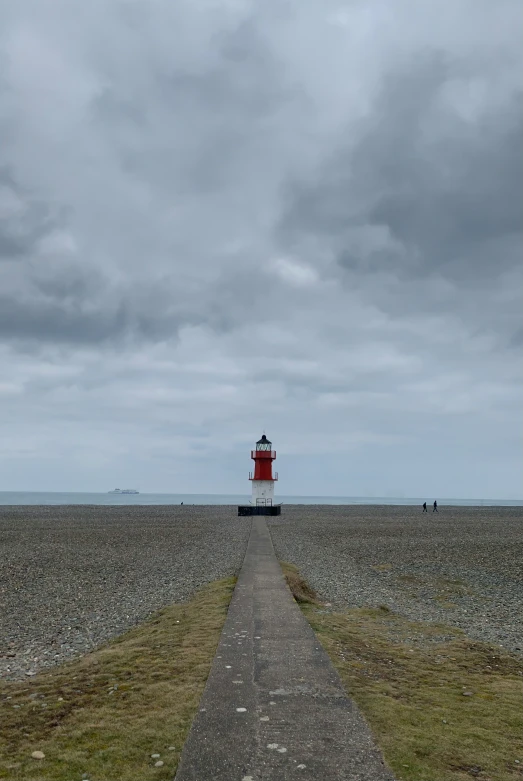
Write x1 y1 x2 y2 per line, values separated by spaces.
281 562 523 781
0 578 235 781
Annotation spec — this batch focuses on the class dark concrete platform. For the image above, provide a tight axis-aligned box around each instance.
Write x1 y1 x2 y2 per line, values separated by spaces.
238 505 282 516
175 517 395 781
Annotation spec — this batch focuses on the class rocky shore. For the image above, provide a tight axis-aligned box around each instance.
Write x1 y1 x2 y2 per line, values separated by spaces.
0 505 250 680
269 505 523 655
2 504 522 682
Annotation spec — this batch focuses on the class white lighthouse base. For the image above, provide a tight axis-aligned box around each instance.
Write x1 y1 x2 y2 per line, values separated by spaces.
251 480 275 506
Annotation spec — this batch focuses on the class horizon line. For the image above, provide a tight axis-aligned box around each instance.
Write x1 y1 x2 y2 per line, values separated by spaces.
0 490 522 503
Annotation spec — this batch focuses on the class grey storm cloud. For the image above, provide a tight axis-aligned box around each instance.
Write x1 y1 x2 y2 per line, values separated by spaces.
0 0 521 498
274 49 523 358
0 290 198 345
277 51 523 282
0 167 59 260
0 5 305 346
0 253 209 345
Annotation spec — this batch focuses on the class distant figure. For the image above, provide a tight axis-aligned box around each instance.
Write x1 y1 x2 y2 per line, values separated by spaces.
181 501 184 505
422 502 427 512
433 500 438 512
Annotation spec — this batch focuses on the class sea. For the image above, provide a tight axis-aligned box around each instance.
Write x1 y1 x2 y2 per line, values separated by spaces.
0 492 521 506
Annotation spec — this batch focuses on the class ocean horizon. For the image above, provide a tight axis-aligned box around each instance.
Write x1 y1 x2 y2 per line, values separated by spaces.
0 492 521 507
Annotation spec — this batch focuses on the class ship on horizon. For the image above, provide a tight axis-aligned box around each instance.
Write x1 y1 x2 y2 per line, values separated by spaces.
108 488 139 494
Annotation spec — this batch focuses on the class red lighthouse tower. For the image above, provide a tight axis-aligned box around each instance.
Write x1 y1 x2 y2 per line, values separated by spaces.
238 434 281 516
249 434 278 505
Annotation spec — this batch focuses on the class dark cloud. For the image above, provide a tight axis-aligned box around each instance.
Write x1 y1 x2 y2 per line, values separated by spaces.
0 167 60 260
277 52 523 283
0 273 207 345
91 15 305 198
509 326 523 348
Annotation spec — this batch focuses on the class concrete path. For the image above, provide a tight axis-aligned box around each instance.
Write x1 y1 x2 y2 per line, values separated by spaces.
175 517 395 781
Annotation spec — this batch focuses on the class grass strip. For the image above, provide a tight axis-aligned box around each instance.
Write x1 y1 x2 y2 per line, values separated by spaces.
0 577 235 781
281 562 523 781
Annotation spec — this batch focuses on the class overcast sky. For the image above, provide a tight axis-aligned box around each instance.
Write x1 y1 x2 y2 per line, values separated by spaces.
1 0 522 499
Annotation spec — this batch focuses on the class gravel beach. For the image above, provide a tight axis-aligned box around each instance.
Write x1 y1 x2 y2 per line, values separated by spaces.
0 505 250 681
2 504 522 682
269 505 523 655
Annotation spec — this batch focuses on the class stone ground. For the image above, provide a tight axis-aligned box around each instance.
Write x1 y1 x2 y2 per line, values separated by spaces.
1 504 522 681
269 504 523 655
0 505 250 680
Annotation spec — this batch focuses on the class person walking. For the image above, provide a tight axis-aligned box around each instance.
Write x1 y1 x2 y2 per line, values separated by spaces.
433 500 438 512
422 502 427 512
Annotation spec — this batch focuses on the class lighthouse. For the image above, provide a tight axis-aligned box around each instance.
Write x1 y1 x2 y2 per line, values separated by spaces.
238 434 281 516
250 434 278 505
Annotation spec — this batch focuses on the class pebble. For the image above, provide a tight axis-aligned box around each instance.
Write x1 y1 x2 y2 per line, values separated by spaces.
0 506 250 680
31 751 45 759
269 505 523 655
154 760 164 767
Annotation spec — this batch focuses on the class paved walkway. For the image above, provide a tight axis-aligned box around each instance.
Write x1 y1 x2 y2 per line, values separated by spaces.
175 517 395 781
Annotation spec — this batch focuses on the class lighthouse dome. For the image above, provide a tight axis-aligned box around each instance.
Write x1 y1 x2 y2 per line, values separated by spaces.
256 434 272 451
